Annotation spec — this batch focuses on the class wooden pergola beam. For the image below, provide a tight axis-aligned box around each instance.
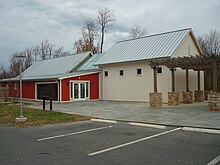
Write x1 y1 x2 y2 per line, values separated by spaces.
186 68 189 91
212 59 218 92
153 66 157 93
170 68 176 92
197 70 200 90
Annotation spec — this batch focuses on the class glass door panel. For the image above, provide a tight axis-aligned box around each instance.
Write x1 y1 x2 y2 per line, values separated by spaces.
71 82 89 101
74 83 79 99
80 83 85 99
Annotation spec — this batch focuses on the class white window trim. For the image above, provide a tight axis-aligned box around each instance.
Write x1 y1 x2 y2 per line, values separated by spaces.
35 81 59 101
136 68 142 76
69 80 90 101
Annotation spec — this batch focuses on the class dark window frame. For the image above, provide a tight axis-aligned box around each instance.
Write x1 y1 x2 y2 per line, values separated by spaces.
137 68 142 75
157 67 162 74
104 71 108 77
119 70 124 76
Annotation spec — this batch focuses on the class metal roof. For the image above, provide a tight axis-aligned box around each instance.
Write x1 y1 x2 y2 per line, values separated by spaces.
95 28 192 65
21 52 91 79
76 53 103 71
0 70 100 82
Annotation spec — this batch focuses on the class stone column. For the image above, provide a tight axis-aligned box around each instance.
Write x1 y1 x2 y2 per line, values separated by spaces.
168 92 179 105
150 93 162 108
194 90 204 102
182 69 193 104
194 70 204 102
182 91 193 104
208 93 220 111
168 68 179 106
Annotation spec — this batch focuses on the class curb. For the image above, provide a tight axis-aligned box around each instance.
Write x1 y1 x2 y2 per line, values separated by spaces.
91 118 117 124
182 127 220 134
129 122 166 129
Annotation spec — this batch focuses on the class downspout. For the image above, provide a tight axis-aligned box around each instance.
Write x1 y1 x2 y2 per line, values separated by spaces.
59 79 62 103
100 66 103 100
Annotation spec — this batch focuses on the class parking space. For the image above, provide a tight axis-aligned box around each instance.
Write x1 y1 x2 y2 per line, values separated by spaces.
0 121 219 165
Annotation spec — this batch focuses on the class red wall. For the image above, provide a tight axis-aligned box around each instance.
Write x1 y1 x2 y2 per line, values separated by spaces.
22 82 35 99
1 73 99 102
1 81 35 99
61 73 99 101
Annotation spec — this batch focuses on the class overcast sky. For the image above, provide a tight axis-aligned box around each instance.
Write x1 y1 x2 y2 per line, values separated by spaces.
0 0 220 69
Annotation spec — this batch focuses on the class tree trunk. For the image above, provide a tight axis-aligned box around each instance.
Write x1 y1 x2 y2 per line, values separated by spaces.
100 27 105 53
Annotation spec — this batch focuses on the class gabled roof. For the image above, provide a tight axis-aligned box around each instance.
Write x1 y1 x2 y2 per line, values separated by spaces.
0 52 102 82
95 28 195 65
21 52 91 79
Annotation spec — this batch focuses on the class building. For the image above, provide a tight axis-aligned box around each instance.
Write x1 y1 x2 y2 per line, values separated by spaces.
0 52 102 103
1 28 205 104
95 28 204 103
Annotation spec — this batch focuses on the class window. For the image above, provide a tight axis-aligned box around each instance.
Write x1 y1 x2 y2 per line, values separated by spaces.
137 68 142 75
104 71 108 77
119 70 124 76
157 67 162 74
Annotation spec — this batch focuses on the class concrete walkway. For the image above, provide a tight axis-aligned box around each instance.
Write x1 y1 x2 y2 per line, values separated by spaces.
27 100 220 129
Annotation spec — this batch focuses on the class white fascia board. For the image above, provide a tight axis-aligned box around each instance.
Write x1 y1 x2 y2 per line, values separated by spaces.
58 71 100 80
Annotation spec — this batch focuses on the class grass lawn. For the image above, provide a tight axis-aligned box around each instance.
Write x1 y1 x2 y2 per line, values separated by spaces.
0 102 91 128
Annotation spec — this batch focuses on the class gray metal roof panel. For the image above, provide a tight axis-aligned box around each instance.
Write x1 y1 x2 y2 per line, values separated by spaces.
95 28 191 65
76 53 103 71
22 52 90 78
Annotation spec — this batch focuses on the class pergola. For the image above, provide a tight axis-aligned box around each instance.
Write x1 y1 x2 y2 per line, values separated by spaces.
147 54 220 110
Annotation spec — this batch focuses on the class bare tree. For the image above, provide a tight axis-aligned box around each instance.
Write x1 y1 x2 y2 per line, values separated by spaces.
198 30 220 55
0 65 8 79
74 19 100 54
74 38 84 53
8 53 21 77
34 39 68 60
129 25 147 39
82 18 98 53
96 8 116 53
24 47 34 69
8 50 33 78
198 30 220 92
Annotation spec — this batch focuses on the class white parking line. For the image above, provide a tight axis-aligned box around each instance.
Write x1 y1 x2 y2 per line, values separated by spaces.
37 126 113 142
88 127 182 156
207 155 220 165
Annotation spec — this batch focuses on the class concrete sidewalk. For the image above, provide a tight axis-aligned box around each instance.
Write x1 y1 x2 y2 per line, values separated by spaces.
27 100 220 129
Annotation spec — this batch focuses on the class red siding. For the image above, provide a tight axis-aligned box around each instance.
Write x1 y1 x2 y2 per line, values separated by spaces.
22 82 35 99
61 73 99 101
2 81 35 99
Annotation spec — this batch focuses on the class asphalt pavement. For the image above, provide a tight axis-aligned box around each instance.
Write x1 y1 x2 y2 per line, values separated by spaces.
0 121 219 165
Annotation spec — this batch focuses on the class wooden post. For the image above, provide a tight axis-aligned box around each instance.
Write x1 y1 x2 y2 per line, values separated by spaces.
212 59 217 92
170 68 175 92
197 70 200 91
186 68 189 91
153 67 157 93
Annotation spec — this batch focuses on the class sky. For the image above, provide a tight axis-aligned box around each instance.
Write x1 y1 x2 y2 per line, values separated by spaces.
0 0 220 69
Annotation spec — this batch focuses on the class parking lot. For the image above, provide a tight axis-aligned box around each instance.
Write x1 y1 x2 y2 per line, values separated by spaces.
0 121 219 165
